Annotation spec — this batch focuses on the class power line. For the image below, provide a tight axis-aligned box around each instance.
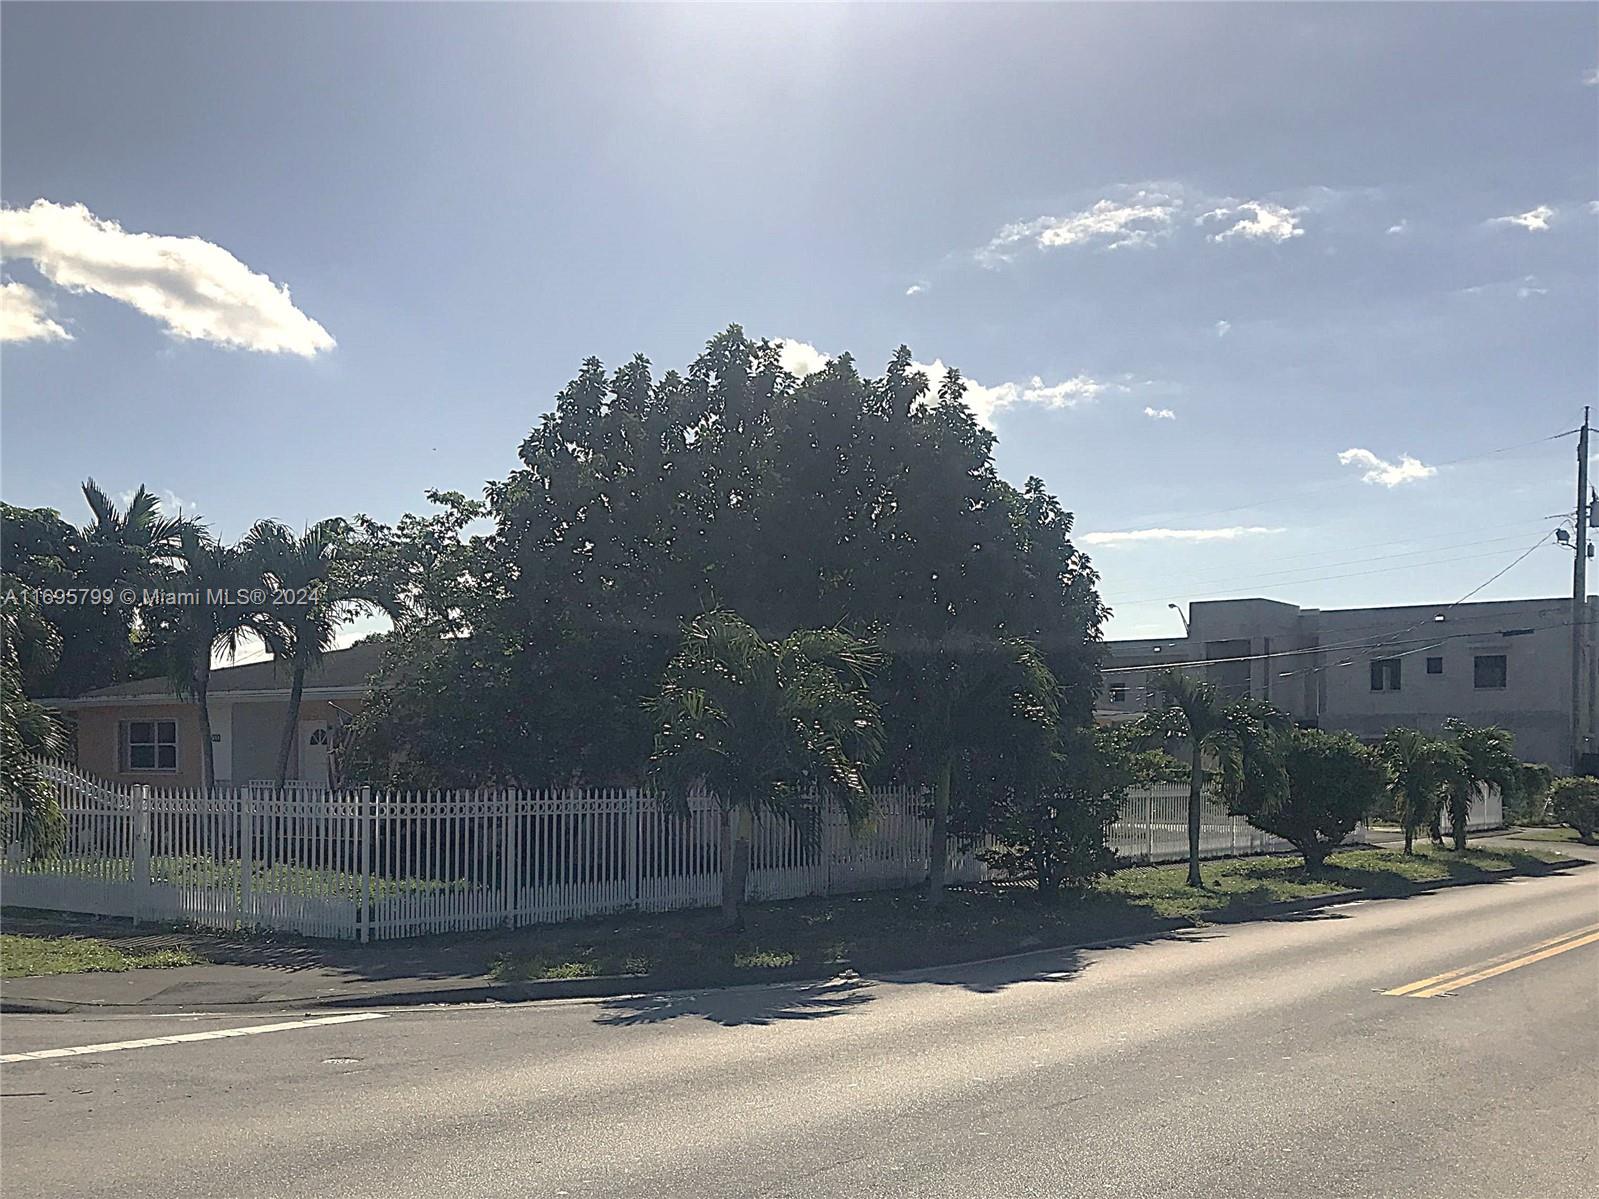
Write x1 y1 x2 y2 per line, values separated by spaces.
1104 532 1557 675
1107 530 1550 609
1110 543 1555 611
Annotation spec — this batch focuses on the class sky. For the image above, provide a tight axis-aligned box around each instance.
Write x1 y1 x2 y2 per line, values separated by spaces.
3 2 1597 653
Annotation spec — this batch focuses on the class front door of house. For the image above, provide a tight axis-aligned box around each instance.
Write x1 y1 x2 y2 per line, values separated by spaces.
298 721 332 787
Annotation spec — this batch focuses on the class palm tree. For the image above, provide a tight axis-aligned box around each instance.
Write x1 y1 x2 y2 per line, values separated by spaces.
243 519 374 791
1 589 66 854
1212 698 1293 815
80 479 183 552
1142 672 1291 887
648 610 883 931
158 524 266 790
1142 671 1225 887
882 638 1061 907
1377 727 1454 855
1440 719 1522 852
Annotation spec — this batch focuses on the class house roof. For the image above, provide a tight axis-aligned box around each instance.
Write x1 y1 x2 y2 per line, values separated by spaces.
43 640 388 708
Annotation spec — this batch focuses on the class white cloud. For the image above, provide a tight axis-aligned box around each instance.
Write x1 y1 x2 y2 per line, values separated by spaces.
914 358 1108 428
0 199 335 356
1080 526 1285 546
904 282 927 297
977 190 1182 263
1337 448 1437 487
1200 201 1305 243
1516 276 1548 299
1143 406 1177 421
1585 67 1599 86
1386 219 1409 235
1488 204 1555 232
1214 319 1231 338
0 280 71 342
775 338 831 378
116 486 195 518
777 336 1121 430
1589 200 1599 215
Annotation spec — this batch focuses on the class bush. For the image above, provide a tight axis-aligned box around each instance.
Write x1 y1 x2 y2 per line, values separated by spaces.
980 726 1154 900
1508 762 1554 825
1549 776 1599 842
1233 728 1385 869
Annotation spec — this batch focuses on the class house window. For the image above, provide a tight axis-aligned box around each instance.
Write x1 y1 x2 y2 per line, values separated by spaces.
1109 683 1127 703
1474 654 1508 690
1370 658 1402 692
1426 657 1443 675
124 720 177 771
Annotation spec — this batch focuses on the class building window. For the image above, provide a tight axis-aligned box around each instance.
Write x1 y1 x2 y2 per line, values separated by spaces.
124 720 177 771
1426 657 1443 675
1370 658 1402 692
1474 654 1508 690
1108 683 1127 703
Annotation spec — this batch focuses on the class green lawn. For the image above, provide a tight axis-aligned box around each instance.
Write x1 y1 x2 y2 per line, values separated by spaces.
487 844 1569 987
0 933 201 978
1504 826 1585 843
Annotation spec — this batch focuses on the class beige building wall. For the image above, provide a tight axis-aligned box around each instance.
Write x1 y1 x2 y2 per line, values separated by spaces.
74 703 207 790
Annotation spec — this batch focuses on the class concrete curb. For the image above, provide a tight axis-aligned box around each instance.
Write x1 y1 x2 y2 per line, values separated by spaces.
4 858 1589 1017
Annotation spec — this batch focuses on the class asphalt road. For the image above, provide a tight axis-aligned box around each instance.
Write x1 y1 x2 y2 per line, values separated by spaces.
3 864 1596 1199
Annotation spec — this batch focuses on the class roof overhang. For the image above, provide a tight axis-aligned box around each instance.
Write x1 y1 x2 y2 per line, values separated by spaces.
41 686 370 710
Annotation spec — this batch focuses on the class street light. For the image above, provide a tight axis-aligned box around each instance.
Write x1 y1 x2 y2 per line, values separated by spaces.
1168 602 1191 636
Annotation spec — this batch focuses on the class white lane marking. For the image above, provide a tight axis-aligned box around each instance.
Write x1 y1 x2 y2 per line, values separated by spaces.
1 1012 388 1062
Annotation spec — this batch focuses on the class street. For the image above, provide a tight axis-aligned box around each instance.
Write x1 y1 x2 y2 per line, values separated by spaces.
3 863 1596 1199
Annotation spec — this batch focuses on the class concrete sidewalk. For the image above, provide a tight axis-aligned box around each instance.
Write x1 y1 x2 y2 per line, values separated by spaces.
0 911 640 1013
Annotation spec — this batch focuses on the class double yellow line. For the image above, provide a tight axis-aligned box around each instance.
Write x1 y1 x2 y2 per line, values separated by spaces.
1384 923 1599 999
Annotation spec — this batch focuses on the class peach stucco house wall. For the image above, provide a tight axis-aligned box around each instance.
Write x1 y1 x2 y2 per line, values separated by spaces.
45 644 380 790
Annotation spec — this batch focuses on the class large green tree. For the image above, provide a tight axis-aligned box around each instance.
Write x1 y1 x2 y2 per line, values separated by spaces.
356 328 1106 800
647 610 883 930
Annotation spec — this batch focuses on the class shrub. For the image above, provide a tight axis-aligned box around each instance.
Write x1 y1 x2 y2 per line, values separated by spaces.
1234 728 1385 869
1549 776 1599 843
981 726 1149 900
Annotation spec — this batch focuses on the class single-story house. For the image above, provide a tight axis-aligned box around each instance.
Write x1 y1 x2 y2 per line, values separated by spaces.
41 642 384 790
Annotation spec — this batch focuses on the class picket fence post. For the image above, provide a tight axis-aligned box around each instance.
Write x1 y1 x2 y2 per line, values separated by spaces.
500 788 516 927
359 785 373 943
626 789 640 907
133 784 153 925
238 788 254 929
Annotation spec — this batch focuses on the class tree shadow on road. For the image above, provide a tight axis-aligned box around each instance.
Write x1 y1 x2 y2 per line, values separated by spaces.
593 976 875 1027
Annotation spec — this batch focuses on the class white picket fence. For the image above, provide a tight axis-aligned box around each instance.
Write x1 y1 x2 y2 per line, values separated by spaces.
5 763 1329 941
1107 784 1296 862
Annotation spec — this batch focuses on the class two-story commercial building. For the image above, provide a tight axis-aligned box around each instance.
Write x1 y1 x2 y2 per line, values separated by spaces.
1096 595 1595 771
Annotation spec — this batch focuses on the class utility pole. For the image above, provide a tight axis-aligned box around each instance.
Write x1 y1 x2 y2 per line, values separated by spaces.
1573 406 1590 773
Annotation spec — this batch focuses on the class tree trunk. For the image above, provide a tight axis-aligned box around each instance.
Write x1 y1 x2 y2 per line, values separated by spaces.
1451 788 1469 852
196 659 215 793
1403 824 1415 855
1186 744 1204 888
926 760 952 908
273 665 307 795
720 806 752 932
